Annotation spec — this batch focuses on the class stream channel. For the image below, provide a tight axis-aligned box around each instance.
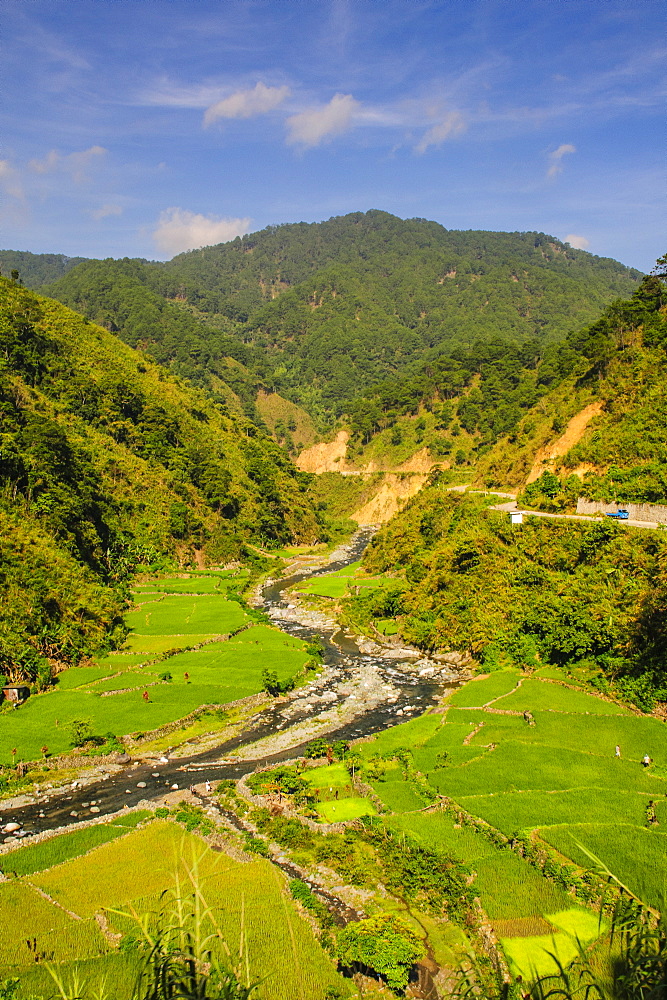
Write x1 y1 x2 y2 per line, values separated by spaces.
1 529 463 995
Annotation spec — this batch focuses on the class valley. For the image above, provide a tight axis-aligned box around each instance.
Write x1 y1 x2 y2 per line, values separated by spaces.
1 526 665 997
0 223 665 998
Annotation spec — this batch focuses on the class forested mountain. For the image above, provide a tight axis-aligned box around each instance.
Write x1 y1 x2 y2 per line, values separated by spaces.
0 277 321 684
314 269 665 481
41 212 641 419
0 250 88 287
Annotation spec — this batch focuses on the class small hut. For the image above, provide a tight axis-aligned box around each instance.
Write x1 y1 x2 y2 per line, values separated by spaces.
2 685 30 705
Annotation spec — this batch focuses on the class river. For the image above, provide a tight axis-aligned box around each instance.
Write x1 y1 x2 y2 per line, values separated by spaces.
0 529 459 845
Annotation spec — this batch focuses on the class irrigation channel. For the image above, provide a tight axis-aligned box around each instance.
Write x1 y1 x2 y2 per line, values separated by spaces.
2 529 465 995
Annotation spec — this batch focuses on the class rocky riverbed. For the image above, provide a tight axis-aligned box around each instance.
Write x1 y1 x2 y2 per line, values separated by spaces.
0 528 469 838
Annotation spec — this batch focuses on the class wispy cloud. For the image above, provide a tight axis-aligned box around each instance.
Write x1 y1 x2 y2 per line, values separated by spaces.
547 143 576 178
415 110 466 154
140 80 231 109
565 234 590 249
29 145 107 183
91 203 123 221
0 160 25 201
204 82 290 127
286 93 360 147
152 208 251 256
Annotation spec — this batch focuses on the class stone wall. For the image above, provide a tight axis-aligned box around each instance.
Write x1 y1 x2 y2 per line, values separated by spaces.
576 499 667 524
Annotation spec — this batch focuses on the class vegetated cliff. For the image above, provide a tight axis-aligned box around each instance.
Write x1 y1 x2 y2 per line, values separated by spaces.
0 277 322 682
473 274 667 504
41 211 641 422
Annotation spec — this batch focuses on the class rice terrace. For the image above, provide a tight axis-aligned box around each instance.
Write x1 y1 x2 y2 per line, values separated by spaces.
1 529 666 998
1 3 666 993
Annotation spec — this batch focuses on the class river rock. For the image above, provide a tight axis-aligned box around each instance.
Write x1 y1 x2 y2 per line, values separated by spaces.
113 752 131 764
137 781 147 788
90 806 100 813
4 823 20 833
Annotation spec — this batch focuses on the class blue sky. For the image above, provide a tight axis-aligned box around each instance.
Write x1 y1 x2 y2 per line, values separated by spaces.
2 0 665 270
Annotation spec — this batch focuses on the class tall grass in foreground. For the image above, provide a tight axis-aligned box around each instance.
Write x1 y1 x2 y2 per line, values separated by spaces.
44 853 259 1000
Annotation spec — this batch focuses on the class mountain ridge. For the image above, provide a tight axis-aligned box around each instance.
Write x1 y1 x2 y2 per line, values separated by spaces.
22 211 641 423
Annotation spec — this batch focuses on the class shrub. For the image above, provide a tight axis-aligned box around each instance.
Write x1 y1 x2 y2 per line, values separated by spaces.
336 913 425 992
289 879 334 927
243 833 269 857
67 718 94 747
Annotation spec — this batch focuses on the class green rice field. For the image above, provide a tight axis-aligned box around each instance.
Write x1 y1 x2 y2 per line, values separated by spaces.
125 593 249 636
292 559 389 599
304 762 352 788
541 823 667 912
349 665 666 980
0 811 150 877
501 907 604 979
3 819 351 1000
448 670 520 707
493 677 629 715
316 796 376 822
0 572 311 766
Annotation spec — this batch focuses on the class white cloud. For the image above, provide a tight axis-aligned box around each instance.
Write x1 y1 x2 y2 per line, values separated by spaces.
415 111 466 154
547 143 576 178
68 146 107 182
564 234 590 250
28 150 60 174
152 208 251 257
28 145 107 183
286 93 359 148
204 82 290 127
0 160 24 200
91 204 123 221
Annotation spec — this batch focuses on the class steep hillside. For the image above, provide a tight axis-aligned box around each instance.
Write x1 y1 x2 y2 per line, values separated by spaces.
297 334 572 476
0 277 321 682
255 389 317 453
44 212 641 419
473 275 667 503
44 257 259 410
340 270 667 704
352 487 667 707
